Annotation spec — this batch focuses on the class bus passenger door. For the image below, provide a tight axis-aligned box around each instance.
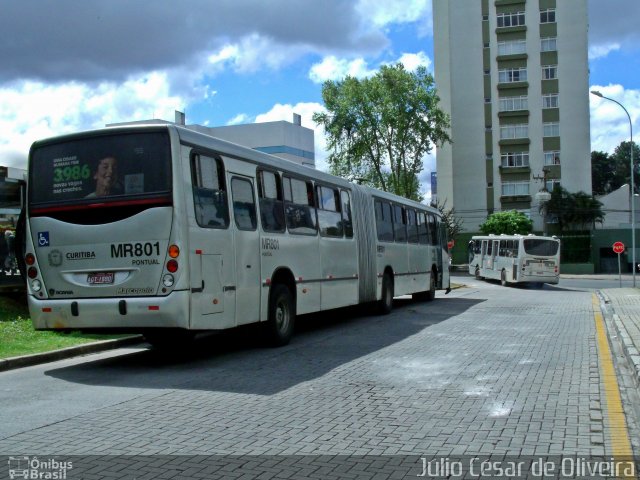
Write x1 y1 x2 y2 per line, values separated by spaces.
230 175 261 325
490 240 499 272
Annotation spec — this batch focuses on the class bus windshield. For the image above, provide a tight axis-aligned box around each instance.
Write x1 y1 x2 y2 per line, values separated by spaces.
29 130 172 211
523 239 559 256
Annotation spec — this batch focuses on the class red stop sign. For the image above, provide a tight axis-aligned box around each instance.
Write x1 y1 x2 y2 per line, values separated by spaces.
613 241 625 254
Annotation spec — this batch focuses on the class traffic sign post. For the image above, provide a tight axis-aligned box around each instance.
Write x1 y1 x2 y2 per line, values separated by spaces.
613 242 625 287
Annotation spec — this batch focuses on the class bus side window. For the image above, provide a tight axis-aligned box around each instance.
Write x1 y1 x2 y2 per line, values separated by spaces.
257 170 285 232
231 178 257 231
417 212 428 245
191 153 229 228
407 209 419 244
316 185 343 237
394 205 407 243
284 176 317 235
427 213 438 245
340 190 353 238
375 199 394 242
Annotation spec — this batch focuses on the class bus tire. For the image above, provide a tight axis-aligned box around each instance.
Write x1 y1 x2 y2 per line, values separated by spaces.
379 273 394 314
501 269 508 287
426 271 436 301
266 284 295 347
475 267 482 280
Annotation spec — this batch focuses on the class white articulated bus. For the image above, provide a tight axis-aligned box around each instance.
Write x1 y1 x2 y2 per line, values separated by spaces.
468 234 560 286
24 125 450 347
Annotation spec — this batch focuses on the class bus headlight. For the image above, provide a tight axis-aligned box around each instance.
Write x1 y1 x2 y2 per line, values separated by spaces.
31 279 42 292
163 274 174 287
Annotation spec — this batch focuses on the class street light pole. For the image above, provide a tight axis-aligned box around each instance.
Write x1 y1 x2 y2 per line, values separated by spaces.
591 90 635 287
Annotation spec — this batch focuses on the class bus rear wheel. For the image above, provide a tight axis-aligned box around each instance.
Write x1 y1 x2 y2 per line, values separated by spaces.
265 284 295 347
501 269 508 287
379 273 394 314
426 271 436 301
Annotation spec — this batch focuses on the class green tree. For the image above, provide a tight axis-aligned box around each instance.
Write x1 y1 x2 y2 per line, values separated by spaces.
611 141 640 193
479 210 533 235
591 150 613 195
591 141 640 195
542 186 605 232
313 64 451 201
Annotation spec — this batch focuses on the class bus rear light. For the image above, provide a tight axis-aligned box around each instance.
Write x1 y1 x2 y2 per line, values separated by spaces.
25 253 35 266
166 260 178 273
42 307 52 313
31 280 42 292
28 267 38 279
148 306 160 311
163 274 174 287
168 245 180 258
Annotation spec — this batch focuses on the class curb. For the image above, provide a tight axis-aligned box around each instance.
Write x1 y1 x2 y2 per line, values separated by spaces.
0 335 144 372
599 291 640 389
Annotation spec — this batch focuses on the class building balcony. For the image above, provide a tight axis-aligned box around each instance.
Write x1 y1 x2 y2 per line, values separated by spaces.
499 166 530 174
500 195 531 203
497 81 529 90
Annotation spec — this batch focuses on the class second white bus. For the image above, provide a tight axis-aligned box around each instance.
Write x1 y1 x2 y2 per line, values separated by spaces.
468 234 560 286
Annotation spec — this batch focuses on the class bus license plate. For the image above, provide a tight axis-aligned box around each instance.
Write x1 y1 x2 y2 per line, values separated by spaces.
87 272 114 285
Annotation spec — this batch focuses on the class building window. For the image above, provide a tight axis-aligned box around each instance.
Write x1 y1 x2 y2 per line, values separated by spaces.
502 181 530 196
500 124 529 139
499 95 528 112
498 67 527 83
542 94 559 109
546 179 561 191
501 152 529 168
544 151 561 165
541 37 557 52
497 40 526 56
540 8 556 24
542 65 558 80
497 11 525 27
543 122 560 137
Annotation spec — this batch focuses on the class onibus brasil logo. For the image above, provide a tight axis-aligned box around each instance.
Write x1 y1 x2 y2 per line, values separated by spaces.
8 456 73 479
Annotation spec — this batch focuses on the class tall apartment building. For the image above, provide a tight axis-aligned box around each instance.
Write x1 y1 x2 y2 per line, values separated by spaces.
433 0 591 232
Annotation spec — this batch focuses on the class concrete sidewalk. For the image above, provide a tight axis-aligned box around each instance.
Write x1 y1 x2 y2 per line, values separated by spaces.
599 288 640 387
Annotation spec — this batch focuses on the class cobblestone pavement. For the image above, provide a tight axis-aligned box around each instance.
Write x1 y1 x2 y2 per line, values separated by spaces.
0 280 636 478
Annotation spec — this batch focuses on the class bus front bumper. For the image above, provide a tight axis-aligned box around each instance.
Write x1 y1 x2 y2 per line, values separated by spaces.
29 290 190 331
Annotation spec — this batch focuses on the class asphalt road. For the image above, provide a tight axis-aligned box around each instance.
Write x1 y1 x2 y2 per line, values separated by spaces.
0 276 637 478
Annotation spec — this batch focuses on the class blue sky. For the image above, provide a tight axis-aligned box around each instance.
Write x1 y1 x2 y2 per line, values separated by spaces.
0 0 638 199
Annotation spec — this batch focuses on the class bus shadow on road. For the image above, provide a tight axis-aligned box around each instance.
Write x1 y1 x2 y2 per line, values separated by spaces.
44 296 484 395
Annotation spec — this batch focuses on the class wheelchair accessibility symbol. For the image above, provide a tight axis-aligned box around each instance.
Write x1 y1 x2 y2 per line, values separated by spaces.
38 232 50 247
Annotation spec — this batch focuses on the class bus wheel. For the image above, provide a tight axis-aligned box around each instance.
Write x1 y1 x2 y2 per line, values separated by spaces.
379 273 394 314
501 270 508 287
475 267 481 280
266 284 295 347
426 271 436 301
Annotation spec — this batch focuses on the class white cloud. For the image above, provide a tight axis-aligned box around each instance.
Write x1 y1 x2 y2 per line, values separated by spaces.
309 51 433 84
355 0 431 33
397 52 432 72
255 102 328 172
207 34 310 75
227 113 251 126
0 73 187 169
590 84 640 154
309 56 376 83
589 43 621 61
